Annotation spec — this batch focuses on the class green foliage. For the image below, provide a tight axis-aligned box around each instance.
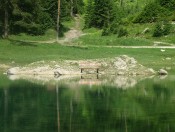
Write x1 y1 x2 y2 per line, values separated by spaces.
0 0 84 36
117 26 128 37
85 0 120 30
134 2 171 23
73 0 85 14
84 0 94 28
0 21 2 36
152 22 164 37
102 23 128 37
158 0 175 10
163 21 172 35
152 21 172 37
101 27 111 36
38 12 54 34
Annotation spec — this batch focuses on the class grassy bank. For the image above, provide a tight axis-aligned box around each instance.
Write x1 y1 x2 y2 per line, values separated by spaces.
72 22 175 46
0 39 175 73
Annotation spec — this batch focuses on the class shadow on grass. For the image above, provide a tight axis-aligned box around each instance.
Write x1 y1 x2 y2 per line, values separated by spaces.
8 39 38 47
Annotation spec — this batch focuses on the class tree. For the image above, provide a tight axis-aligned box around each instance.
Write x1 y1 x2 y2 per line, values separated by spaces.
133 2 171 23
84 0 94 28
158 0 175 10
4 0 9 38
0 0 11 38
57 0 61 41
85 0 117 29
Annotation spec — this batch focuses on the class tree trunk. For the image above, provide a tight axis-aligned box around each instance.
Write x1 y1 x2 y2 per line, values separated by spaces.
4 0 8 38
56 84 60 132
57 0 61 42
70 0 74 17
120 0 123 7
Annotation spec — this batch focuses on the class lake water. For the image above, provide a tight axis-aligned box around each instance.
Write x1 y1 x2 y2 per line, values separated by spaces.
0 74 175 132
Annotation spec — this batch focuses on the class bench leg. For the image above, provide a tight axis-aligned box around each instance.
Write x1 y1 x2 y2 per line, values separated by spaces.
81 69 83 73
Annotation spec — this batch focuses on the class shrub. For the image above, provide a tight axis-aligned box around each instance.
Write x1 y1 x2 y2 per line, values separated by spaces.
152 21 172 37
118 27 128 37
102 27 111 36
133 2 171 23
163 21 172 35
152 22 164 37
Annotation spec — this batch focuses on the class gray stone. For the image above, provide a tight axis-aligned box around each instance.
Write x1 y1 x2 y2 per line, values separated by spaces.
7 67 20 75
158 69 168 75
142 28 150 34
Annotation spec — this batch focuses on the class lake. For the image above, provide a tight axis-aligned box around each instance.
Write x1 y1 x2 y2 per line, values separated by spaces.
0 74 175 132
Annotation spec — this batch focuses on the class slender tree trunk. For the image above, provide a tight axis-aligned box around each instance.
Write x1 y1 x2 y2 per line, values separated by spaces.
4 0 8 38
4 89 8 132
57 0 61 42
120 0 123 7
56 84 60 132
70 0 74 17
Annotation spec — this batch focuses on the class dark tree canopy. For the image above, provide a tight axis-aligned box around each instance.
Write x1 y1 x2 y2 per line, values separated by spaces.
0 0 85 36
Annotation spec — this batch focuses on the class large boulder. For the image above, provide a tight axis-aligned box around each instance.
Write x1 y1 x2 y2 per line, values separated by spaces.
158 69 168 75
108 55 155 75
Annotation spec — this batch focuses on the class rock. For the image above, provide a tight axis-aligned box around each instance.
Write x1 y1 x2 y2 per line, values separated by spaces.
158 69 168 75
166 57 171 60
6 56 156 76
142 28 150 34
112 55 155 75
7 67 20 75
146 68 156 75
161 49 165 52
114 58 127 70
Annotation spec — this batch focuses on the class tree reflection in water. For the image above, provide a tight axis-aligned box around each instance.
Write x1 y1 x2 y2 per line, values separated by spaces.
0 75 175 131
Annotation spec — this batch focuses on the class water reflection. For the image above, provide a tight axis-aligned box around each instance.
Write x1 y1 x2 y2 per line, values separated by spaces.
0 75 175 131
8 74 155 89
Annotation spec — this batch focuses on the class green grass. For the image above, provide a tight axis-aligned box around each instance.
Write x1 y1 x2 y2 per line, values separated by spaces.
0 39 175 73
62 19 75 29
74 22 175 46
74 30 153 46
9 29 57 41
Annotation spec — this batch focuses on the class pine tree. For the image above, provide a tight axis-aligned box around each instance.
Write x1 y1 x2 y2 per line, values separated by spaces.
92 0 117 28
158 0 175 10
84 0 94 28
0 0 11 38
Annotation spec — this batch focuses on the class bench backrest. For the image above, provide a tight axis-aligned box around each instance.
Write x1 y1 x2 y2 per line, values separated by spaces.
79 62 101 69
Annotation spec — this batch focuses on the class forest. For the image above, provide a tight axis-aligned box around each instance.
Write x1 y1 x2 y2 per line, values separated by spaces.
0 0 175 38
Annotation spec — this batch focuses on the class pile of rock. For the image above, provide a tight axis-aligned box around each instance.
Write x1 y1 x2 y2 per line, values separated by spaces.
7 55 156 76
104 55 155 75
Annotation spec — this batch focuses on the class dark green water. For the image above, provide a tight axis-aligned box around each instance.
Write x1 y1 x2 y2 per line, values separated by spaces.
0 75 175 132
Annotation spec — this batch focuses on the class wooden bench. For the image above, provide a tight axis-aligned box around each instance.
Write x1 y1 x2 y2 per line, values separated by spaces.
79 62 101 74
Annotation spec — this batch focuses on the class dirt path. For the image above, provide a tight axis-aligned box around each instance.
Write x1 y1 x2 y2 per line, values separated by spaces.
16 16 84 44
58 16 84 43
88 45 175 49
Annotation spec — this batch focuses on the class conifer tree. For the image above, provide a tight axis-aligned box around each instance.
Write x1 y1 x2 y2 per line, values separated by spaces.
91 0 117 29
84 0 94 28
158 0 175 10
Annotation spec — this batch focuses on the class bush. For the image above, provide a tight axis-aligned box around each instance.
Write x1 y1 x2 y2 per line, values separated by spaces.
102 27 111 36
153 22 163 37
152 21 172 37
38 12 54 34
133 2 171 23
118 27 128 37
163 21 172 35
0 21 3 36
